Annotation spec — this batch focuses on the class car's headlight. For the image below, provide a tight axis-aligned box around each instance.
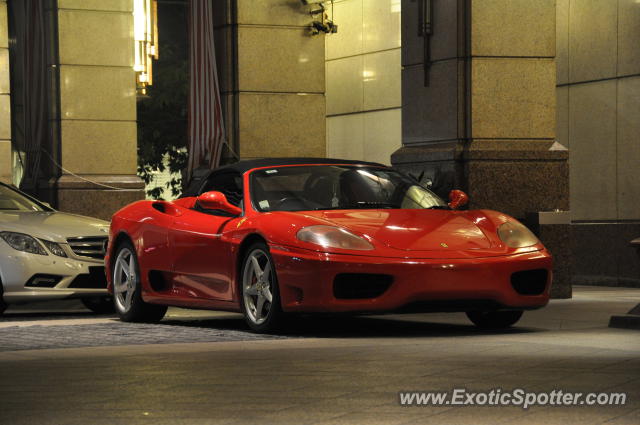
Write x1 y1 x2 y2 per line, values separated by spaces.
0 232 48 255
497 221 539 248
297 225 374 251
40 239 68 257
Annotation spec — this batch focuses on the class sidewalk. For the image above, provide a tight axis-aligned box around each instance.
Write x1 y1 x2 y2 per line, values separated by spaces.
0 286 638 425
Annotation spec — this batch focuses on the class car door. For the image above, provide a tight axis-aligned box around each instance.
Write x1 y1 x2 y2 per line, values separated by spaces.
169 172 243 301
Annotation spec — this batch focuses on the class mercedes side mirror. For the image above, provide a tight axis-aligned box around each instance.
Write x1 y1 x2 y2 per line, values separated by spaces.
448 190 469 210
197 191 242 216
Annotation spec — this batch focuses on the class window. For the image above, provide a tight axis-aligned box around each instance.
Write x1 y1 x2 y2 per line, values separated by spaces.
0 184 50 212
250 165 447 212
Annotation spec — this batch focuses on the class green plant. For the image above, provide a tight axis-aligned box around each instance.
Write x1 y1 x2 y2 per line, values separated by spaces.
136 4 188 200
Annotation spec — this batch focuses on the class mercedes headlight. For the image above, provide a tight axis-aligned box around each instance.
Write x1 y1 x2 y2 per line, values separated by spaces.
40 239 68 257
297 225 374 251
0 232 48 255
497 221 539 248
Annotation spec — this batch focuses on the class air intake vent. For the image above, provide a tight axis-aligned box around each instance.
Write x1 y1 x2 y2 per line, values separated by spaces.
333 273 393 299
68 267 108 289
67 236 108 260
26 274 62 288
511 269 548 295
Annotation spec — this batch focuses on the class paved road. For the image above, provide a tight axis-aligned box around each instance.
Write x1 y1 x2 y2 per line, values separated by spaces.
0 287 639 425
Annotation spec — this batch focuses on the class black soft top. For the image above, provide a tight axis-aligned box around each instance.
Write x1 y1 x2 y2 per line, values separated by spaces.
182 157 387 197
214 157 385 174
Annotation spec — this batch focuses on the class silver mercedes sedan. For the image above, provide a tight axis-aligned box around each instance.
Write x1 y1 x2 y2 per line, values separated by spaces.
0 182 112 314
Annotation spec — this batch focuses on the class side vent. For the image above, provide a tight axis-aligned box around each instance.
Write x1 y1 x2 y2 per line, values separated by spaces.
148 270 169 292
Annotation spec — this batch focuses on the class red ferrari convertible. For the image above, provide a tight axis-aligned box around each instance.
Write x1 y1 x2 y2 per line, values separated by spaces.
106 158 552 332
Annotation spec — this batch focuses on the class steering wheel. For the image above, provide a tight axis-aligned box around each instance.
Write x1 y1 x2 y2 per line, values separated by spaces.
274 197 307 211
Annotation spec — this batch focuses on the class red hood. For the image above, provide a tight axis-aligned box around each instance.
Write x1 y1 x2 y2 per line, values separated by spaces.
296 209 493 251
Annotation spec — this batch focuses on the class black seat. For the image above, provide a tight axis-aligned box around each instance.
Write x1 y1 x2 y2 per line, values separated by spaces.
304 175 334 207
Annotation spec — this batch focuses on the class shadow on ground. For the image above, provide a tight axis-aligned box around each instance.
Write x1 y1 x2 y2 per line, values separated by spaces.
160 314 539 338
0 311 114 321
1 298 540 343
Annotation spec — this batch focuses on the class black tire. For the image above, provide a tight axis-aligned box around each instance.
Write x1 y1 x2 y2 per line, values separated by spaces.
240 242 284 333
0 281 7 315
81 296 115 314
466 310 523 329
112 241 167 323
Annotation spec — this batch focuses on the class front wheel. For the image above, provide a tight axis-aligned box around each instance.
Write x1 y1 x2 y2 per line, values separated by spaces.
466 310 523 329
81 296 115 314
112 242 167 323
240 242 284 333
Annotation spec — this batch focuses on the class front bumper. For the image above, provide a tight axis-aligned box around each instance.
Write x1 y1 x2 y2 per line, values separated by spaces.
0 244 107 303
271 246 552 313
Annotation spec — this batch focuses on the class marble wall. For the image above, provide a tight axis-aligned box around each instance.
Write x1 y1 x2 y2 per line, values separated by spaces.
396 0 565 218
214 0 326 160
557 0 640 222
56 0 137 176
556 0 640 286
325 0 401 165
54 0 143 219
0 0 10 184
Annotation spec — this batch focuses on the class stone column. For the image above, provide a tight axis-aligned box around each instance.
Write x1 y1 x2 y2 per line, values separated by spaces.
54 0 144 220
0 0 10 183
213 0 325 159
393 0 570 297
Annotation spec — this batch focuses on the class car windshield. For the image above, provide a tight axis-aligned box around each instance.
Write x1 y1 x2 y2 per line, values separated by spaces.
0 184 49 212
250 165 447 212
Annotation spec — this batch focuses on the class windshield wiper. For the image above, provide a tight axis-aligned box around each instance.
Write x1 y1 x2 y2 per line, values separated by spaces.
312 202 398 211
311 202 449 211
354 201 398 209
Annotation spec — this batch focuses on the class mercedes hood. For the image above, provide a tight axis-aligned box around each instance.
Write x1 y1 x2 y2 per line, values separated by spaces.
0 211 110 243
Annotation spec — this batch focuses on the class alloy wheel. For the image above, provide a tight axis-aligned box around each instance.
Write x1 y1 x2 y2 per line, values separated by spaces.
113 247 137 313
242 249 274 325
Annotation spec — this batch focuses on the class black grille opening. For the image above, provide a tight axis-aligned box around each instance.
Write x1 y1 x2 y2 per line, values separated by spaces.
66 236 108 259
333 273 393 300
511 269 548 295
68 266 107 289
26 274 63 288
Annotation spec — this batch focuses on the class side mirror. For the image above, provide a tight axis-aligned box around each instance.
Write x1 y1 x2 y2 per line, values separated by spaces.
448 190 469 210
197 191 242 216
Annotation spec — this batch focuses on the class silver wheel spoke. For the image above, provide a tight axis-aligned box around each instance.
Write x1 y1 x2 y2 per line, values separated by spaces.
263 286 273 303
255 295 266 320
114 282 128 293
124 287 134 309
118 257 130 280
251 256 263 280
245 285 259 296
128 253 136 280
262 264 271 283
